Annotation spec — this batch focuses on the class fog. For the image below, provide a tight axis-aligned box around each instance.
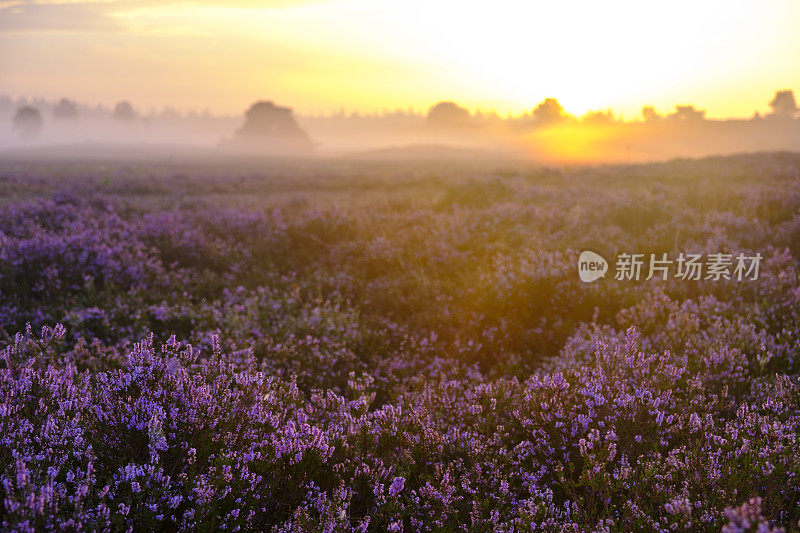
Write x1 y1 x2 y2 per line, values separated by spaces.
1 92 798 164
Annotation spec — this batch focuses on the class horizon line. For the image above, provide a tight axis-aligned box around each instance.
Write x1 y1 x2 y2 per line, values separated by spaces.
2 90 796 122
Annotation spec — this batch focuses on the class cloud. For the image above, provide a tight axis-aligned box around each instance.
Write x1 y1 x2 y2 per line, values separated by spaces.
0 0 320 33
0 3 123 32
2 0 315 8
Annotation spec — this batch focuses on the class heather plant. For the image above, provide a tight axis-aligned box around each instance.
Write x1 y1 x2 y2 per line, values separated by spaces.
0 153 799 531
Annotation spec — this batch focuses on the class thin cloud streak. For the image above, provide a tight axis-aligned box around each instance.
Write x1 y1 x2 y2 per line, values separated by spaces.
0 0 319 33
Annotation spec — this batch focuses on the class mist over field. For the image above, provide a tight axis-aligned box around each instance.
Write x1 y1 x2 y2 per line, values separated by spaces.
2 91 798 164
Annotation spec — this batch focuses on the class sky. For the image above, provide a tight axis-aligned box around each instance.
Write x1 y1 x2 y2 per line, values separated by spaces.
1 0 799 119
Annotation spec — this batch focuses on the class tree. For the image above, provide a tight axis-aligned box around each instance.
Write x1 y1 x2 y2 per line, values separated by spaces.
768 90 798 118
582 109 614 124
232 101 313 154
668 105 705 122
427 101 471 129
642 106 661 122
532 98 567 125
12 106 42 140
53 98 79 120
113 101 136 121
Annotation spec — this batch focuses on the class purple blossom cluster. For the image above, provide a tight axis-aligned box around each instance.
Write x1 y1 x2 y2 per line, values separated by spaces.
0 153 799 530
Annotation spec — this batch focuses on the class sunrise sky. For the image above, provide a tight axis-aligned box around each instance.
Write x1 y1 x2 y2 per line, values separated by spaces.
1 0 798 119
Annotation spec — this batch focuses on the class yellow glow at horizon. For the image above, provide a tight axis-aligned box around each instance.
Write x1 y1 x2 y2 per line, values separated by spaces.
2 0 799 117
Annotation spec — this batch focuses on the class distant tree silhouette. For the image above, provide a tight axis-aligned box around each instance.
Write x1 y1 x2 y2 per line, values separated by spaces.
232 101 313 154
53 98 79 120
668 105 705 122
532 98 566 125
582 110 614 124
427 101 471 129
159 107 182 120
642 106 661 122
0 95 12 114
12 106 42 140
769 90 798 118
113 101 136 121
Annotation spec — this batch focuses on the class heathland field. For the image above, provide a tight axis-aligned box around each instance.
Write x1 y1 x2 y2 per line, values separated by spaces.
1 153 800 531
